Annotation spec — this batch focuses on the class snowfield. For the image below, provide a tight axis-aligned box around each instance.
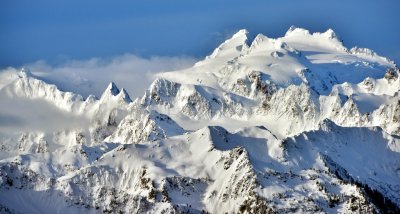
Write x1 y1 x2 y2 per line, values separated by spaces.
0 27 399 213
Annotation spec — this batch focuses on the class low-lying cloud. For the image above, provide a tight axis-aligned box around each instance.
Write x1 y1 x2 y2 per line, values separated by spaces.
12 54 197 99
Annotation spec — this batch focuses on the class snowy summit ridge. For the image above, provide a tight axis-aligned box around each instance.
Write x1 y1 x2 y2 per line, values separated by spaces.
0 27 399 213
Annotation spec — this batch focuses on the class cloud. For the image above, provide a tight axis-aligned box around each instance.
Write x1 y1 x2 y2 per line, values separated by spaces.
20 54 197 99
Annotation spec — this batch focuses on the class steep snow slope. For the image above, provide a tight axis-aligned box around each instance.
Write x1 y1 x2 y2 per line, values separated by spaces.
0 27 399 213
1 122 398 213
147 27 398 138
160 27 393 94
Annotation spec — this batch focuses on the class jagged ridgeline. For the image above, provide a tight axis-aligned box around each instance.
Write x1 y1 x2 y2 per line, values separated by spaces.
0 27 399 213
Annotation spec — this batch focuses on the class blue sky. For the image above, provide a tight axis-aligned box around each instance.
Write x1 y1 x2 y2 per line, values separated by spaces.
1 0 400 67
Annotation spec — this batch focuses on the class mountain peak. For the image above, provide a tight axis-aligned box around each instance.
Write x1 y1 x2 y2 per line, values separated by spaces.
99 82 121 101
285 26 311 37
206 29 250 60
99 82 133 104
106 82 120 96
18 67 33 79
284 26 339 40
231 29 249 39
318 118 338 132
322 28 338 39
118 88 132 103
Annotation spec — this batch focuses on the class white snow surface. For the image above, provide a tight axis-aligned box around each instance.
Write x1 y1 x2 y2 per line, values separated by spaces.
0 27 399 213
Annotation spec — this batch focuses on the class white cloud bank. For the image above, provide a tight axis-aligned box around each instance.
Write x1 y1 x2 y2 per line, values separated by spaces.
7 54 197 99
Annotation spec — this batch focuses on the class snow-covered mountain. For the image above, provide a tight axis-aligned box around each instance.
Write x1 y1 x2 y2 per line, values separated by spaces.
0 27 399 213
